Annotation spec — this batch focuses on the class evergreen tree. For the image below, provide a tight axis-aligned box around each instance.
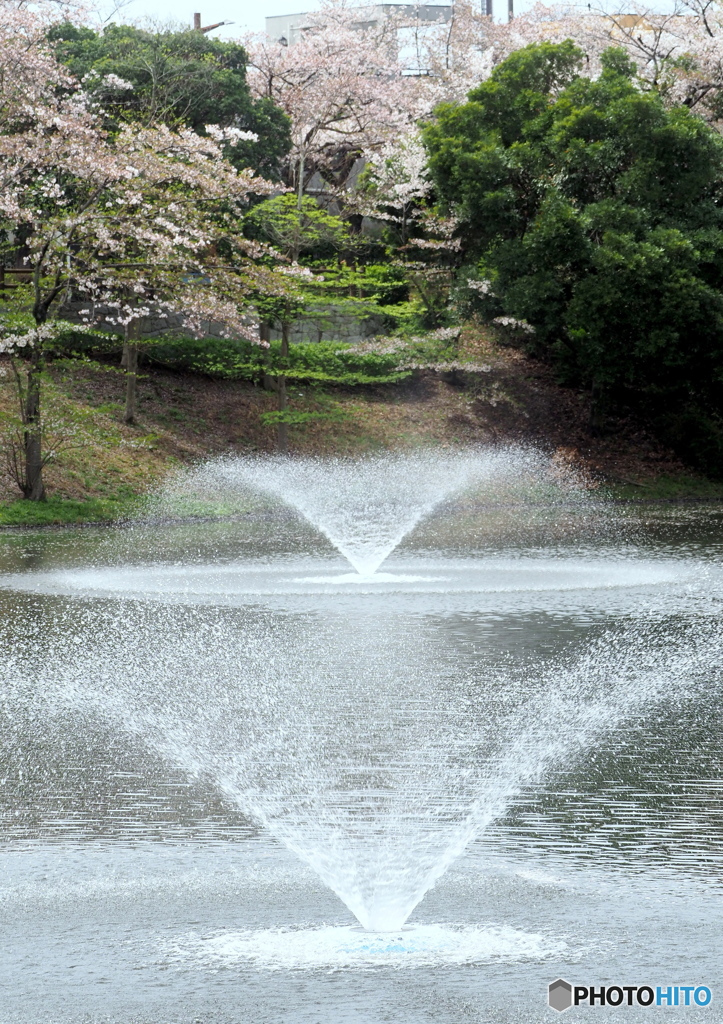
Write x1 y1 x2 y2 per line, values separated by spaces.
425 43 723 469
49 23 291 179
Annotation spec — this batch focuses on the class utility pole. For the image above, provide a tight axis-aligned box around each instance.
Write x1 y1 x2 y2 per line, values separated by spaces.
485 0 492 16
193 13 234 32
508 0 513 18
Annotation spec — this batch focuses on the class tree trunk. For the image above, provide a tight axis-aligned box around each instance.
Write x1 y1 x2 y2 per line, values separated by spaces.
588 380 606 437
123 319 141 425
297 151 305 209
277 321 290 453
22 351 46 502
260 320 276 392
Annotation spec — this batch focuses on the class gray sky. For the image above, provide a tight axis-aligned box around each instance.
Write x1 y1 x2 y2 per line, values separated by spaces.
100 0 537 38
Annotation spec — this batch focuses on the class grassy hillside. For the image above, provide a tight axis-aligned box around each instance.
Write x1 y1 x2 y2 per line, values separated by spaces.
2 324 722 527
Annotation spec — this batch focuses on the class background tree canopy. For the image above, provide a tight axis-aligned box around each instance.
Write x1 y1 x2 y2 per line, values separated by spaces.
424 41 723 471
49 23 291 179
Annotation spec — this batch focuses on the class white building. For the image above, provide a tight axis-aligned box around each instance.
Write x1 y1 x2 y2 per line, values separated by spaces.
265 4 454 47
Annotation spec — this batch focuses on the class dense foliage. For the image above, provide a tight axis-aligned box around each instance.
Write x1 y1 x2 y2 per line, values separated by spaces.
49 23 291 178
425 42 723 471
147 335 409 386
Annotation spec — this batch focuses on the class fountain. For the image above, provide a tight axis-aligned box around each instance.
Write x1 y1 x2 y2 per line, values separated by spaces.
194 448 556 577
0 447 721 1020
180 446 599 578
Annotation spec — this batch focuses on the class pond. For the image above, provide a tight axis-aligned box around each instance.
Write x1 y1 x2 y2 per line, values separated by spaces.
1 453 722 1023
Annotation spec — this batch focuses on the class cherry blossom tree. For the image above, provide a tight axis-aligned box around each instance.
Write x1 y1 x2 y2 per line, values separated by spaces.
481 0 723 128
244 1 418 197
242 0 493 319
0 3 287 499
245 0 723 206
0 2 80 126
354 133 431 242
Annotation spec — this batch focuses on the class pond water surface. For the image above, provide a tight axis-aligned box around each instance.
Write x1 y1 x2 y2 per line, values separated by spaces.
0 500 722 1023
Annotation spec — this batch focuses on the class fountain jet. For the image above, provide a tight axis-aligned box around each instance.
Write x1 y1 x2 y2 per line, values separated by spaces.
196 447 568 575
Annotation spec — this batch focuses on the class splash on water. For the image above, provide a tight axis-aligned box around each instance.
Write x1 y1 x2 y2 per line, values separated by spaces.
295 572 448 584
0 557 678 604
1 449 718 937
162 922 569 971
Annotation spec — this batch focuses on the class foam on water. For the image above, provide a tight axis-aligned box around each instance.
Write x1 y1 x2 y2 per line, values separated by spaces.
163 922 569 970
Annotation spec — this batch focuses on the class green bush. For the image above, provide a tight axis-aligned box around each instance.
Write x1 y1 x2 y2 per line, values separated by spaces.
147 335 410 386
49 22 291 179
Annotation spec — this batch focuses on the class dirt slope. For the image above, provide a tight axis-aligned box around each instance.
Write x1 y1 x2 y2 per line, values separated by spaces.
0 325 715 505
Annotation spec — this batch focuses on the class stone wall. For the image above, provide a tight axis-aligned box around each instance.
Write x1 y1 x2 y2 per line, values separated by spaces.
58 301 252 341
267 304 386 345
60 300 384 346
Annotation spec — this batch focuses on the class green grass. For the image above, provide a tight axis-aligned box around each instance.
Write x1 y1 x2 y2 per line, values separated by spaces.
141 496 255 520
0 496 139 527
606 474 723 502
0 494 262 528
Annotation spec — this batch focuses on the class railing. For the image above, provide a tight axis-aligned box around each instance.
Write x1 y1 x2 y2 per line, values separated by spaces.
0 268 32 286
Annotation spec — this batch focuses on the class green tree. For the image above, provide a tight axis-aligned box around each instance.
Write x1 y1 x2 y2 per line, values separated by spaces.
244 195 415 450
49 23 291 179
244 195 353 451
244 194 351 262
425 43 723 467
